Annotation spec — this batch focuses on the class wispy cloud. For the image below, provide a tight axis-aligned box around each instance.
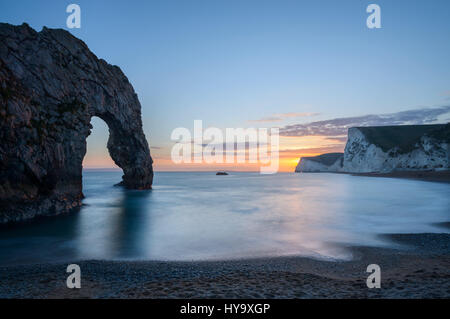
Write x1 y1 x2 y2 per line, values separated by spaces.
278 145 345 158
280 106 450 137
249 112 319 123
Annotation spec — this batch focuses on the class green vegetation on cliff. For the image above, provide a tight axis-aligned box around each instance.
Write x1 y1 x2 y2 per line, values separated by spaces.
357 124 449 154
303 153 343 165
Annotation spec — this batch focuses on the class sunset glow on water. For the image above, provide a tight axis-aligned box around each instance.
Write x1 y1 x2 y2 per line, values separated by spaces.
0 171 448 265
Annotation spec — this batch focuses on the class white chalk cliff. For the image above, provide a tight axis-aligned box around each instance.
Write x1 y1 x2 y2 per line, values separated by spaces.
296 124 449 173
295 153 343 172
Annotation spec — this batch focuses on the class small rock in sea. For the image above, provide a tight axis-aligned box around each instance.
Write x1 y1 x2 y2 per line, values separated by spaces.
216 171 228 175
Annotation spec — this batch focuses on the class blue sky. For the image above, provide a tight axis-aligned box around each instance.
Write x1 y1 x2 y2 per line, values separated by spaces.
1 0 450 170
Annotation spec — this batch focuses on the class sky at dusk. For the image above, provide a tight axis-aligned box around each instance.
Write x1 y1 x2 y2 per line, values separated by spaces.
1 0 450 171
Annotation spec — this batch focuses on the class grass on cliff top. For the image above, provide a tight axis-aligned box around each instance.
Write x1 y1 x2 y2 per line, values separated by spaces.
356 124 449 154
303 152 344 165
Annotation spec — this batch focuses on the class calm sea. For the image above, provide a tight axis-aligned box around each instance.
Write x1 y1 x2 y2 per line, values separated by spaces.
0 170 449 265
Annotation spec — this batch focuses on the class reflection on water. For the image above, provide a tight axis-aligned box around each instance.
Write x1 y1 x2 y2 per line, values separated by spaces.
0 171 449 265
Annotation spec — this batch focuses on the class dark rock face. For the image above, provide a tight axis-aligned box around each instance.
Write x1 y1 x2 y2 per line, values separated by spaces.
0 23 153 223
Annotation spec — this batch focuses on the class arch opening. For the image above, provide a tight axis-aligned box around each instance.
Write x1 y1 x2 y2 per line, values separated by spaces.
81 111 154 190
83 116 118 169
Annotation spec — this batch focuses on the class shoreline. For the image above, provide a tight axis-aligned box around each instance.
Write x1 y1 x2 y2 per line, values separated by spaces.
0 232 449 298
296 170 450 183
350 170 450 183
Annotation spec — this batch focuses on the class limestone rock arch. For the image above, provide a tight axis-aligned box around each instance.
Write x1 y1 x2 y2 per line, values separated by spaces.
0 23 153 223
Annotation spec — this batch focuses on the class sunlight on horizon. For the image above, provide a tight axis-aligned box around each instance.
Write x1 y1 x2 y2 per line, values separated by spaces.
83 120 345 172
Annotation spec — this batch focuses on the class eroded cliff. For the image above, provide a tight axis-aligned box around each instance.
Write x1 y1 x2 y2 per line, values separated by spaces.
0 23 153 223
295 153 343 172
295 124 449 173
343 124 449 173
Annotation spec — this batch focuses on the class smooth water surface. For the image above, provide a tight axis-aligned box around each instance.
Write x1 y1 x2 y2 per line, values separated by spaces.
0 171 449 265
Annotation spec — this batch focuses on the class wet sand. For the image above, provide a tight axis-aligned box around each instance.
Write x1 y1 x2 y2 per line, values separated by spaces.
0 232 449 298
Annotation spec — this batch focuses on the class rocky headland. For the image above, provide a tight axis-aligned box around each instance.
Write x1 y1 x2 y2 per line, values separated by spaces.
296 124 449 174
295 152 343 173
0 23 153 223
